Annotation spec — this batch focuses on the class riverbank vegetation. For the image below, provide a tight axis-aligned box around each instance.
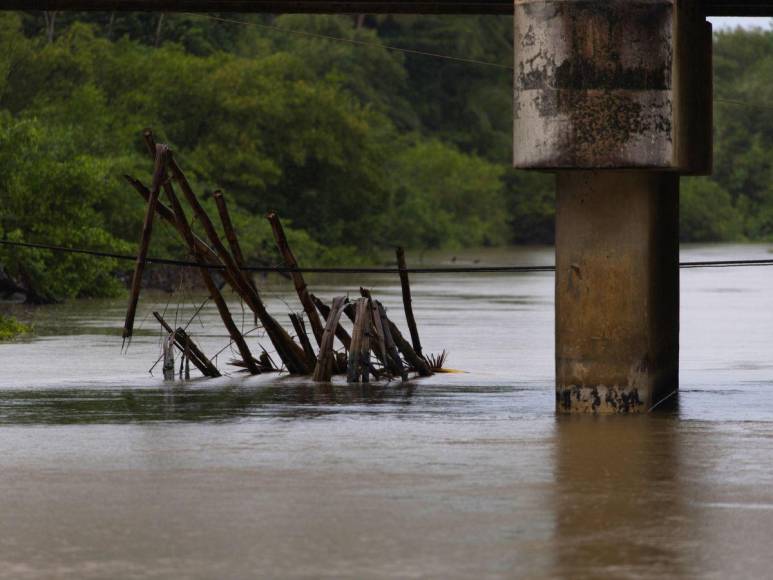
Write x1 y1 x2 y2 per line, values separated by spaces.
0 13 769 300
0 314 31 340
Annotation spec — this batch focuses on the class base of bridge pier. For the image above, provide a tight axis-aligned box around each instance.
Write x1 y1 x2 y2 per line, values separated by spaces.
555 171 679 413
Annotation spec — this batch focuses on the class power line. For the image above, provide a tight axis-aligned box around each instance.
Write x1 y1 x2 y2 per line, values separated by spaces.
186 13 773 113
185 12 514 69
3 238 773 274
715 97 773 112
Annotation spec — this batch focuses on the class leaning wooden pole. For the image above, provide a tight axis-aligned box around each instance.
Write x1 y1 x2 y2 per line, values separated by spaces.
122 145 168 343
141 131 309 374
124 175 240 292
311 293 352 351
267 212 325 346
385 314 432 377
213 190 258 297
313 296 348 382
396 247 424 359
125 173 308 374
153 311 221 377
166 155 310 375
289 313 317 367
161 174 259 374
396 246 424 359
166 153 257 306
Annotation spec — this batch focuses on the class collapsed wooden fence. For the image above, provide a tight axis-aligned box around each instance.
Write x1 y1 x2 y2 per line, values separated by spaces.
122 130 443 383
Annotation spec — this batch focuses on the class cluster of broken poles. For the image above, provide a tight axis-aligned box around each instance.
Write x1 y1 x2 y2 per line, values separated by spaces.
121 130 441 384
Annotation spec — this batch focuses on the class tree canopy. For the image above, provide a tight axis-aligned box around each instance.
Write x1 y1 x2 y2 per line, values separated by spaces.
0 12 770 299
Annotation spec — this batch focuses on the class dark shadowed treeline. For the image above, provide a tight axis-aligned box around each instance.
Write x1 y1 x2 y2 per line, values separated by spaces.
0 13 768 299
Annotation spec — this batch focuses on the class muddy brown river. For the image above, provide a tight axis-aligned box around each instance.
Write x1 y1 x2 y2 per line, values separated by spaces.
1 244 773 579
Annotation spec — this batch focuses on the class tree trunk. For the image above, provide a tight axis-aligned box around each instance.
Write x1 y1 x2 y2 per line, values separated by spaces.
44 11 57 44
154 13 165 47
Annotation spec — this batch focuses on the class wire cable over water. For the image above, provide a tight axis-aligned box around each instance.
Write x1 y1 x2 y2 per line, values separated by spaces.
3 239 773 274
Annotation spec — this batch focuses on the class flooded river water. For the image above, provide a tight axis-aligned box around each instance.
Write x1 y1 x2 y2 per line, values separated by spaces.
2 244 773 578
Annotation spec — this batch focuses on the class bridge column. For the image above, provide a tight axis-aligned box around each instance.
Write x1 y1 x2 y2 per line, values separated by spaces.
513 0 712 412
555 172 679 412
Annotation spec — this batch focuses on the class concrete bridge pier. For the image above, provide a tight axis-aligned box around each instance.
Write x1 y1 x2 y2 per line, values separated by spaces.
513 0 713 412
555 172 679 412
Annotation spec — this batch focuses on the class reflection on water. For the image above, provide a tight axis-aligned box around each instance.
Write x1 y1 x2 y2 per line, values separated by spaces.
0 382 422 424
552 416 686 578
2 244 773 578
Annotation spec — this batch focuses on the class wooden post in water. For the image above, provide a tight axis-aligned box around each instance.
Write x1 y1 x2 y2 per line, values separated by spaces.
376 300 407 382
267 212 325 346
122 145 168 342
313 296 348 382
153 311 221 377
359 288 398 376
347 298 371 383
311 293 351 351
163 332 175 380
396 247 423 359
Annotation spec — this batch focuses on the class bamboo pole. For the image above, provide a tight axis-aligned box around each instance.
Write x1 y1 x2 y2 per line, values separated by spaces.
396 246 424 359
267 212 325 346
122 145 168 342
160 175 259 374
313 296 348 382
153 311 221 377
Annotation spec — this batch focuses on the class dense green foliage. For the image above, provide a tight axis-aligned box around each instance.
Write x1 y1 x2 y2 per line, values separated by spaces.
0 313 31 340
0 13 770 299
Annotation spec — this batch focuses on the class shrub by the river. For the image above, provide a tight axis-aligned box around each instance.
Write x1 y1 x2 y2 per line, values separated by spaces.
0 314 31 340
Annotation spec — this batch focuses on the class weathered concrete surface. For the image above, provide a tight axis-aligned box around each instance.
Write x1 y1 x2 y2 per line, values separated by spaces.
555 171 679 413
513 0 711 173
